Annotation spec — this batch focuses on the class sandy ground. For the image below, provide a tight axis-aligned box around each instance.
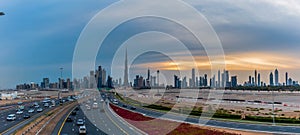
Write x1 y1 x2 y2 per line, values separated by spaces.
115 88 300 118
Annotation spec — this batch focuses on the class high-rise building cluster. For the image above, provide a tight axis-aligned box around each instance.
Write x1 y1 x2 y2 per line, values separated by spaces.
171 68 299 89
172 69 234 89
268 69 298 87
74 65 113 89
132 69 159 89
16 77 73 90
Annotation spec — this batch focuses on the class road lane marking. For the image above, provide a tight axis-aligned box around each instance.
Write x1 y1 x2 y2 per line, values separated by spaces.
103 103 128 135
57 106 77 135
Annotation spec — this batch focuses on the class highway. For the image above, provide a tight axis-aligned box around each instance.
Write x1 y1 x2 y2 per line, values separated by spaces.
113 95 300 134
57 90 143 135
0 98 71 135
0 101 46 133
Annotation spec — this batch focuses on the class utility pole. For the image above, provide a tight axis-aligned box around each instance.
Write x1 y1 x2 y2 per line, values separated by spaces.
157 70 160 94
270 86 276 126
58 68 63 100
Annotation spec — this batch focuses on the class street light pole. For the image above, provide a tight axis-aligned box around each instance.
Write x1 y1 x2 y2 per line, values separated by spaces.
272 87 276 126
58 68 63 100
157 70 160 94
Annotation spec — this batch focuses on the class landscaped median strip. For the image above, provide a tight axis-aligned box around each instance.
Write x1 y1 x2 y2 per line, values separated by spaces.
109 103 240 135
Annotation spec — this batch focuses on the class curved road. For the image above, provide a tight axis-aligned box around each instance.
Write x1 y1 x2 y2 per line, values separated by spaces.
56 90 143 135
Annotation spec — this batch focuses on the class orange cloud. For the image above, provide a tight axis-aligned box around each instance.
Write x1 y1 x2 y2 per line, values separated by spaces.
133 51 300 71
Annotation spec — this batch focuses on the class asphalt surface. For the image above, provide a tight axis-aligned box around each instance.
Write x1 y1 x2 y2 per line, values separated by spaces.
58 90 142 135
0 101 42 133
0 99 63 135
58 107 107 135
114 96 300 134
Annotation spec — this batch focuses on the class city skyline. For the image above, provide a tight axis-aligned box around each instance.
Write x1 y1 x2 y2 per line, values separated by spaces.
2 1 300 88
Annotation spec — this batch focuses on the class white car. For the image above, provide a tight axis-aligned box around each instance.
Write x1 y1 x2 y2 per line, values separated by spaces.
77 119 84 125
92 103 98 109
28 109 35 113
7 114 16 121
16 110 23 114
37 108 43 112
79 125 86 134
86 105 91 110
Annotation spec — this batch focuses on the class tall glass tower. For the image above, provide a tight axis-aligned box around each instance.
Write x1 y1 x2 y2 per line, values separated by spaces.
275 69 279 86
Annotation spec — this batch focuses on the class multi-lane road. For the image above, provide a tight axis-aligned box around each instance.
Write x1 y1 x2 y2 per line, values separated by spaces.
2 90 300 135
55 90 143 135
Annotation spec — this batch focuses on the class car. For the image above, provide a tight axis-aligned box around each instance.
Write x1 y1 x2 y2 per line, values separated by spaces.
34 105 40 108
71 111 77 115
66 116 72 122
16 110 23 114
86 100 91 104
92 102 98 109
77 119 84 126
28 109 35 113
122 104 127 108
37 108 43 112
79 125 86 134
18 105 25 110
7 114 16 121
18 102 23 105
130 106 136 110
44 103 49 107
86 105 91 110
113 101 118 105
100 99 104 102
23 114 30 119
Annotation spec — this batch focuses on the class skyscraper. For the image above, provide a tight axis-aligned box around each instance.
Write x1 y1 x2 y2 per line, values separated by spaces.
270 72 274 86
285 72 288 86
275 69 279 86
225 70 229 87
146 68 151 87
123 48 129 87
231 76 237 87
43 78 50 88
258 73 261 86
96 66 102 88
90 71 95 88
254 70 257 86
174 75 181 89
218 70 220 88
102 69 106 86
204 74 208 87
191 68 195 87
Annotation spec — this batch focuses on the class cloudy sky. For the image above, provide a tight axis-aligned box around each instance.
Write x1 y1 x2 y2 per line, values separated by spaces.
1 0 300 88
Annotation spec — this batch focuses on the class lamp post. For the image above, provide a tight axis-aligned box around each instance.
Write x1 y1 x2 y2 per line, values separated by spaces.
58 68 63 100
157 70 160 94
269 86 275 126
